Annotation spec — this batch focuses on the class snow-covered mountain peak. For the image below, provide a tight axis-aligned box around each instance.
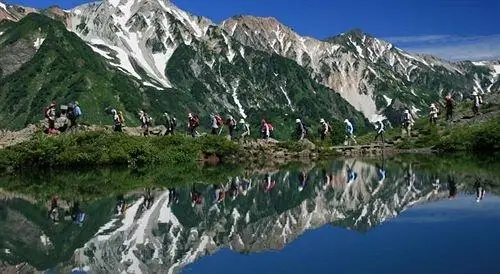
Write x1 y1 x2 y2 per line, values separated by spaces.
69 0 213 88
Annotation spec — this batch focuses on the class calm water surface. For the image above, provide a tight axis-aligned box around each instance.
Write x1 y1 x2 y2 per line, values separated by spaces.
0 155 498 274
184 195 500 274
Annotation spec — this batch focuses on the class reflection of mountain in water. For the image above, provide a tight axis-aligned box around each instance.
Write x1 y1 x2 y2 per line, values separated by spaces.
61 159 450 274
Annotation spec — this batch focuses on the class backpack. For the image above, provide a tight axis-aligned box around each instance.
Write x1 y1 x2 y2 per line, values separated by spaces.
267 123 274 132
171 117 177 128
67 105 76 120
227 117 236 127
118 112 125 124
193 115 200 127
215 115 223 126
325 123 332 134
446 97 454 108
74 106 82 117
44 107 50 119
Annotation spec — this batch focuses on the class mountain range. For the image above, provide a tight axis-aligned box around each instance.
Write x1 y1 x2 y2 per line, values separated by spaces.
0 0 499 133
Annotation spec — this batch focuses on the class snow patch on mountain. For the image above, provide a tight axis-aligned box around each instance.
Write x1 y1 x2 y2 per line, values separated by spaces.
159 192 180 225
279 86 294 111
89 38 143 80
88 44 113 60
382 95 392 106
143 81 163 90
33 37 45 49
493 65 500 78
40 234 52 247
231 80 247 118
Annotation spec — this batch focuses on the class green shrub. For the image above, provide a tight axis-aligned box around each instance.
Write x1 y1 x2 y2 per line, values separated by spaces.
0 132 242 172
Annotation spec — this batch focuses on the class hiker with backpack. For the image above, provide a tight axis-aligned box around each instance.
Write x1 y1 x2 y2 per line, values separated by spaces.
319 118 331 141
472 91 483 116
163 112 177 135
71 101 82 128
429 103 439 125
402 109 414 137
226 115 237 140
111 109 123 132
295 118 306 141
374 119 385 144
260 119 273 139
67 103 76 129
210 113 219 135
139 110 151 136
239 119 251 142
444 94 455 121
45 102 57 133
188 113 200 137
344 119 357 145
56 106 70 133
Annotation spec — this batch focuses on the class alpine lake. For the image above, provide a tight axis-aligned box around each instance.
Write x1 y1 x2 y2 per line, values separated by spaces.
0 153 499 274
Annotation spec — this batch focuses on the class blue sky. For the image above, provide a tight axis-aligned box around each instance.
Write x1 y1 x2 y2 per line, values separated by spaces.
4 0 500 60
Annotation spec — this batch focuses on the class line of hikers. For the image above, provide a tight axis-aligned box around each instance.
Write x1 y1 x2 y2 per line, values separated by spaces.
369 91 485 144
428 92 484 125
43 101 83 134
44 90 483 144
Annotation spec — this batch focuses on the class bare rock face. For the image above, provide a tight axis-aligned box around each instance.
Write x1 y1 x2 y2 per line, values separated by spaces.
0 124 38 148
0 39 38 77
0 2 36 21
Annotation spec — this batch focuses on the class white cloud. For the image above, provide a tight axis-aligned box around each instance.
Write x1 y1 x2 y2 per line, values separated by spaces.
385 34 500 61
384 35 452 44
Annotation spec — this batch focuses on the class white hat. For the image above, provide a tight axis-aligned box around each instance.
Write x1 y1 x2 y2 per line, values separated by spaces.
472 91 478 96
163 113 169 117
320 118 325 123
344 119 349 123
430 103 435 107
404 109 410 114
296 118 301 123
111 109 117 114
188 113 193 118
239 119 245 124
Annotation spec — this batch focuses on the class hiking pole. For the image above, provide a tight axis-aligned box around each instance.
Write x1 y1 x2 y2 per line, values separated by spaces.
218 127 224 136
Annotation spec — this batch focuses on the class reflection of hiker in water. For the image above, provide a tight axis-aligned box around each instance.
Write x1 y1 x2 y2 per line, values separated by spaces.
168 188 178 205
141 188 155 210
432 175 441 195
263 174 276 193
70 201 85 226
404 163 420 194
230 179 239 200
190 186 203 207
376 163 386 185
214 185 226 204
48 196 59 223
298 171 308 192
346 161 358 184
447 174 457 199
322 169 332 190
116 194 127 215
240 175 252 196
474 180 486 203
